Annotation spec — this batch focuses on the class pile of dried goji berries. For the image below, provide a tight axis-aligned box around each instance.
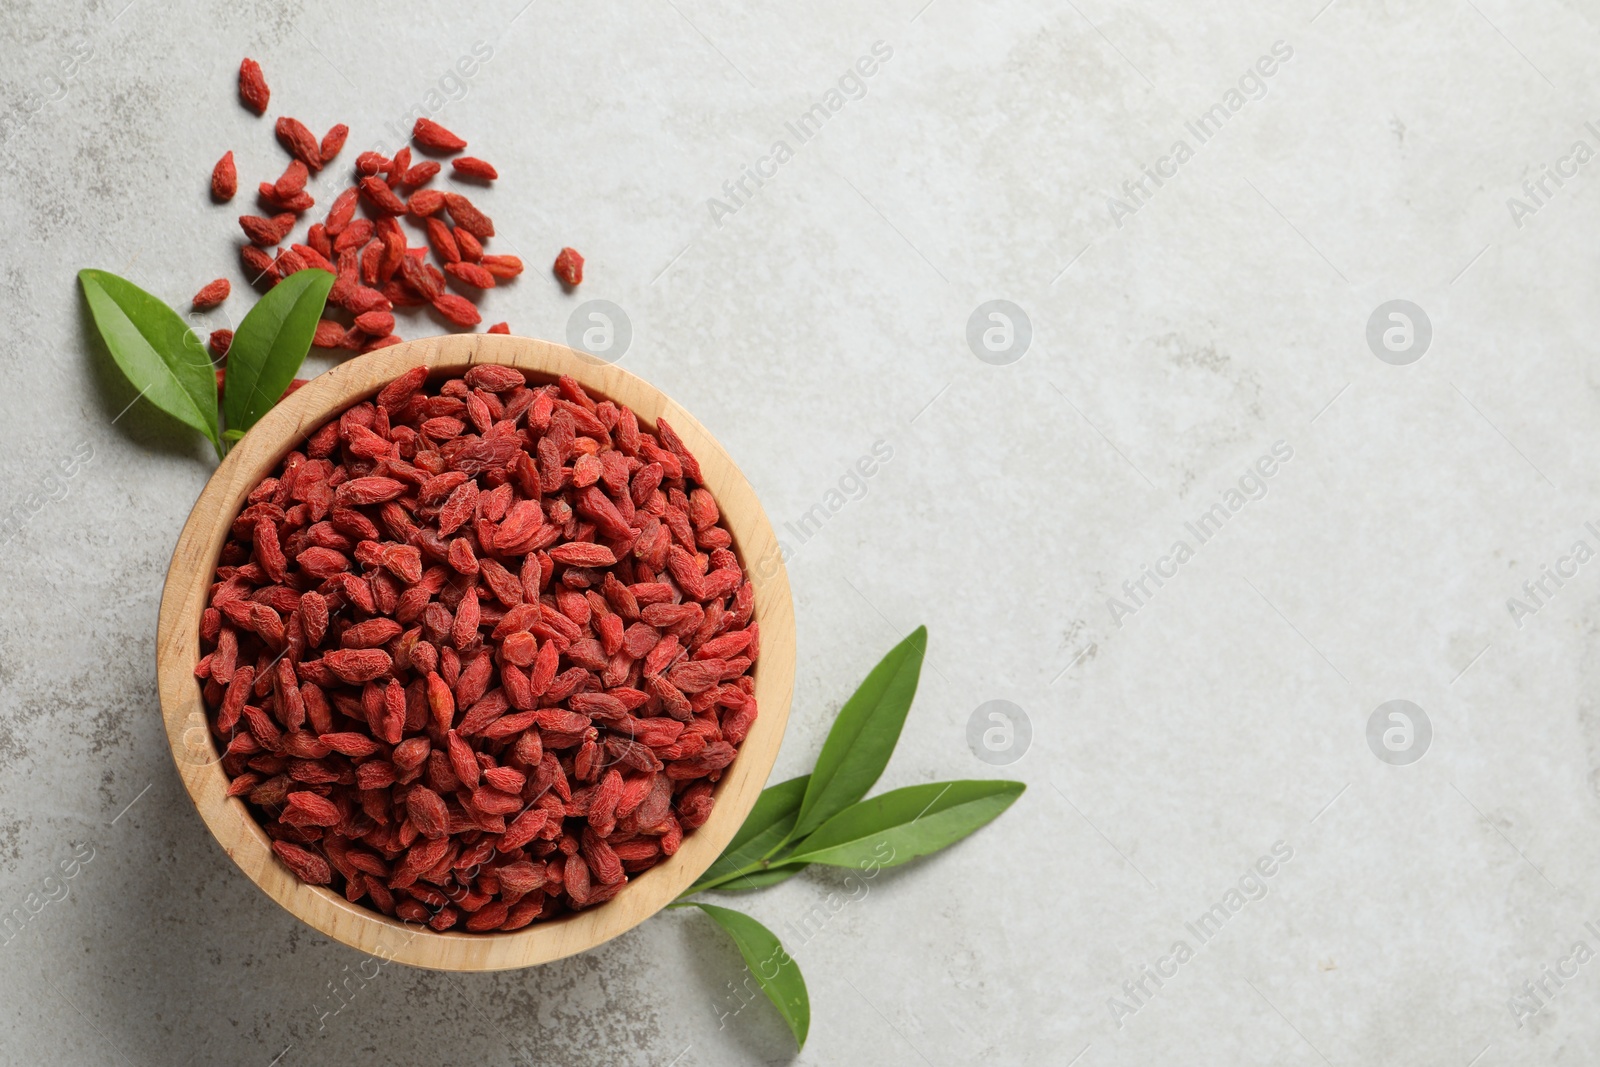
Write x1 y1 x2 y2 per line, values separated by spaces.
194 366 760 932
203 56 586 366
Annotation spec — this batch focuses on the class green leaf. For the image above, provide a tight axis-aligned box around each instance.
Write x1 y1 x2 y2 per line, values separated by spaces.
78 269 218 449
711 865 807 890
782 780 1025 870
222 268 333 434
689 903 809 1049
689 775 809 894
791 626 926 841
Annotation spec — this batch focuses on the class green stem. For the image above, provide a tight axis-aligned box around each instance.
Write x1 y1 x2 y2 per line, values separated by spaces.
679 854 799 898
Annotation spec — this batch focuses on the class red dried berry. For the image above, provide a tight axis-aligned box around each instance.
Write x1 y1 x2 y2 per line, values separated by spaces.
355 151 387 177
453 227 483 262
480 255 523 279
211 151 237 201
413 117 467 152
407 189 445 218
425 218 459 263
320 123 349 165
208 329 233 357
239 213 295 247
312 320 345 348
257 182 314 213
553 247 584 287
271 841 330 884
444 261 495 288
360 176 407 216
191 278 230 309
487 322 509 334
354 310 395 335
274 159 308 198
275 247 308 277
275 116 323 172
431 293 480 327
401 161 441 187
238 58 269 115
324 187 359 236
292 242 335 273
306 222 331 259
385 147 411 186
442 192 493 238
240 244 277 280
451 157 498 181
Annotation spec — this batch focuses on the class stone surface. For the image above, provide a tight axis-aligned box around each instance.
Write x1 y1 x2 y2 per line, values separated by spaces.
2 0 1598 1063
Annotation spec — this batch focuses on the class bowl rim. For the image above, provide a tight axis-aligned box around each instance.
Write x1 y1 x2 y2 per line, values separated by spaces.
155 334 795 971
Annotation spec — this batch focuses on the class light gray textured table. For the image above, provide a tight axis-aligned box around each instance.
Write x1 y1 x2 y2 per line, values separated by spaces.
2 0 1597 1063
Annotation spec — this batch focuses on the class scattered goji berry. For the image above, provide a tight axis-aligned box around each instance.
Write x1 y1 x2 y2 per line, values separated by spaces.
275 116 323 172
553 247 584 286
192 278 230 309
320 123 349 165
238 58 269 114
451 156 498 180
412 117 467 152
211 151 237 201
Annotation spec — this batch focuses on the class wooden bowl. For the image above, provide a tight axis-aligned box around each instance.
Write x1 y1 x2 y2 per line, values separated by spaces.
155 335 795 971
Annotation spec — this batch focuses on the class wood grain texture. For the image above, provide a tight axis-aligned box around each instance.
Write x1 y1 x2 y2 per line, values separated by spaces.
156 335 795 971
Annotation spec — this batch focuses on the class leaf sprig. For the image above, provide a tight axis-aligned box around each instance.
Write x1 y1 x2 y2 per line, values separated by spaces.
79 268 332 458
677 627 1025 1049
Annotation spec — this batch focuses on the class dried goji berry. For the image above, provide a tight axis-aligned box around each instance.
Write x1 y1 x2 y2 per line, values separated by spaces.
553 247 584 286
312 319 345 348
407 189 445 218
431 293 480 327
451 156 498 180
425 218 459 263
442 192 493 238
238 58 269 114
360 175 407 215
413 117 467 152
320 123 348 165
239 212 296 246
480 255 523 279
443 261 494 288
324 187 358 236
211 150 237 201
275 116 323 172
453 227 483 262
191 278 230 309
401 161 440 186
